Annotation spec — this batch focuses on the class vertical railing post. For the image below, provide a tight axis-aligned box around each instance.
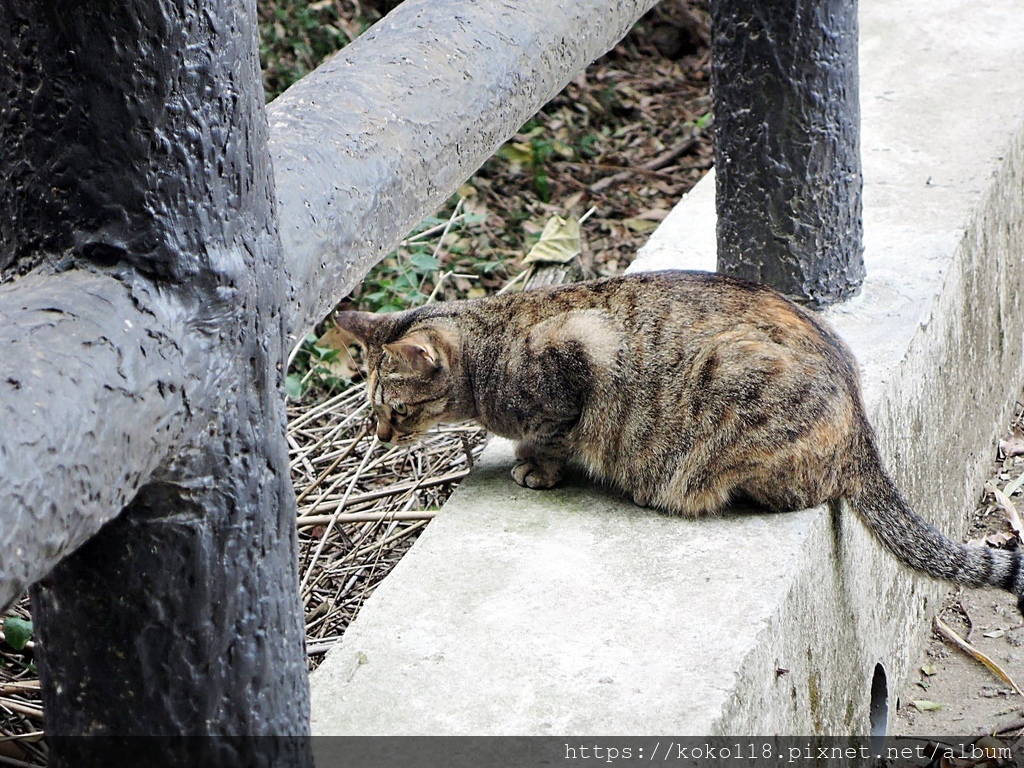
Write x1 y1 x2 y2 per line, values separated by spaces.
711 0 863 306
0 0 310 762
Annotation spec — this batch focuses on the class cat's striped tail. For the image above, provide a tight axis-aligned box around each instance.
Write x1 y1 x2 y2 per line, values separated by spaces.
849 444 1024 616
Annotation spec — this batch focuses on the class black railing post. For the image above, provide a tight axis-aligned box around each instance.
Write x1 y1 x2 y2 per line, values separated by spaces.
711 0 864 306
0 0 310 761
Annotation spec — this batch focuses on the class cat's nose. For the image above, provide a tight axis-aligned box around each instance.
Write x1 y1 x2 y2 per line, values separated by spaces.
376 420 393 443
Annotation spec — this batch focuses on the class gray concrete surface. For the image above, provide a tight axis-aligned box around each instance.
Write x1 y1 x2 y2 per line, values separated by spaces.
310 0 1024 735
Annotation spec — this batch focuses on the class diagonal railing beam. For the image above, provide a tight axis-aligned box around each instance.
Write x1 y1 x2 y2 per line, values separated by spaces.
267 0 661 338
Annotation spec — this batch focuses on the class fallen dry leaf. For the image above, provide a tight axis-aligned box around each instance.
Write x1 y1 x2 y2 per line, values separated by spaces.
622 217 660 233
985 482 1024 540
315 326 363 380
935 616 1024 697
1004 468 1024 497
1000 435 1024 458
523 215 582 266
974 735 1010 760
911 700 944 712
633 207 671 221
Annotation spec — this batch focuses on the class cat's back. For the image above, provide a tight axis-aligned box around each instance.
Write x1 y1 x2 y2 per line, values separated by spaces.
546 272 862 511
503 270 845 361
417 269 814 330
408 269 852 380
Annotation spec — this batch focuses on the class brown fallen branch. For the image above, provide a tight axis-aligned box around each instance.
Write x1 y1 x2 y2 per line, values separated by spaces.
0 698 43 720
295 423 370 506
297 468 471 516
0 682 39 696
590 130 703 193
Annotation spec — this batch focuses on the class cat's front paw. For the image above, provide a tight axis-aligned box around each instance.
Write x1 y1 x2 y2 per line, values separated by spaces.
511 460 563 490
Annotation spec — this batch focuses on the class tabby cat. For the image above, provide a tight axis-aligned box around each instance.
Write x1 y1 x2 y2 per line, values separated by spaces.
337 270 1024 613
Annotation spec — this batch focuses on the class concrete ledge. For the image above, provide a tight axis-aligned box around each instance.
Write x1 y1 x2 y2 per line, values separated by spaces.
310 0 1024 735
312 439 821 733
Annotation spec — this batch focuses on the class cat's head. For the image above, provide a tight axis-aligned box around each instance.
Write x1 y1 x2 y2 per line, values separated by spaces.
333 311 470 445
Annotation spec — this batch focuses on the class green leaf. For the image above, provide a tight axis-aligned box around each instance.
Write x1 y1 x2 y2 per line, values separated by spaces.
311 345 340 363
285 374 305 400
408 253 440 274
694 111 713 131
3 617 33 651
533 172 551 202
498 142 534 166
911 700 943 712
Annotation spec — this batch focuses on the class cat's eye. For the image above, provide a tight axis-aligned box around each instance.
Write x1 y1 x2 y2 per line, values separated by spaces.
392 403 408 416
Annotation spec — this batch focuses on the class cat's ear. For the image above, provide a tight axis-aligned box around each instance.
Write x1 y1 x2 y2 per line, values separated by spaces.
383 333 442 375
332 311 387 349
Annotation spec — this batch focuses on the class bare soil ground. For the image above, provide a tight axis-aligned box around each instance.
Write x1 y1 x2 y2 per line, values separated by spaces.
894 401 1024 749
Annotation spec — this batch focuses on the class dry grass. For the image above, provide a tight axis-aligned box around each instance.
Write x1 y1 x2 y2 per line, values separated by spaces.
288 384 489 666
0 598 42 765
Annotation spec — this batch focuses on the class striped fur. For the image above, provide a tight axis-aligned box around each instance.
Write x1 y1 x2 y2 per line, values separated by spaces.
337 270 1024 613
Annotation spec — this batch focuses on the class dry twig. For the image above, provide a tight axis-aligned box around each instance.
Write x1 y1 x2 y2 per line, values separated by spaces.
934 616 1024 698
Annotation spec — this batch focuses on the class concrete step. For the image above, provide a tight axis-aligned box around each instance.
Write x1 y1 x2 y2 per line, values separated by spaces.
309 0 1024 735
